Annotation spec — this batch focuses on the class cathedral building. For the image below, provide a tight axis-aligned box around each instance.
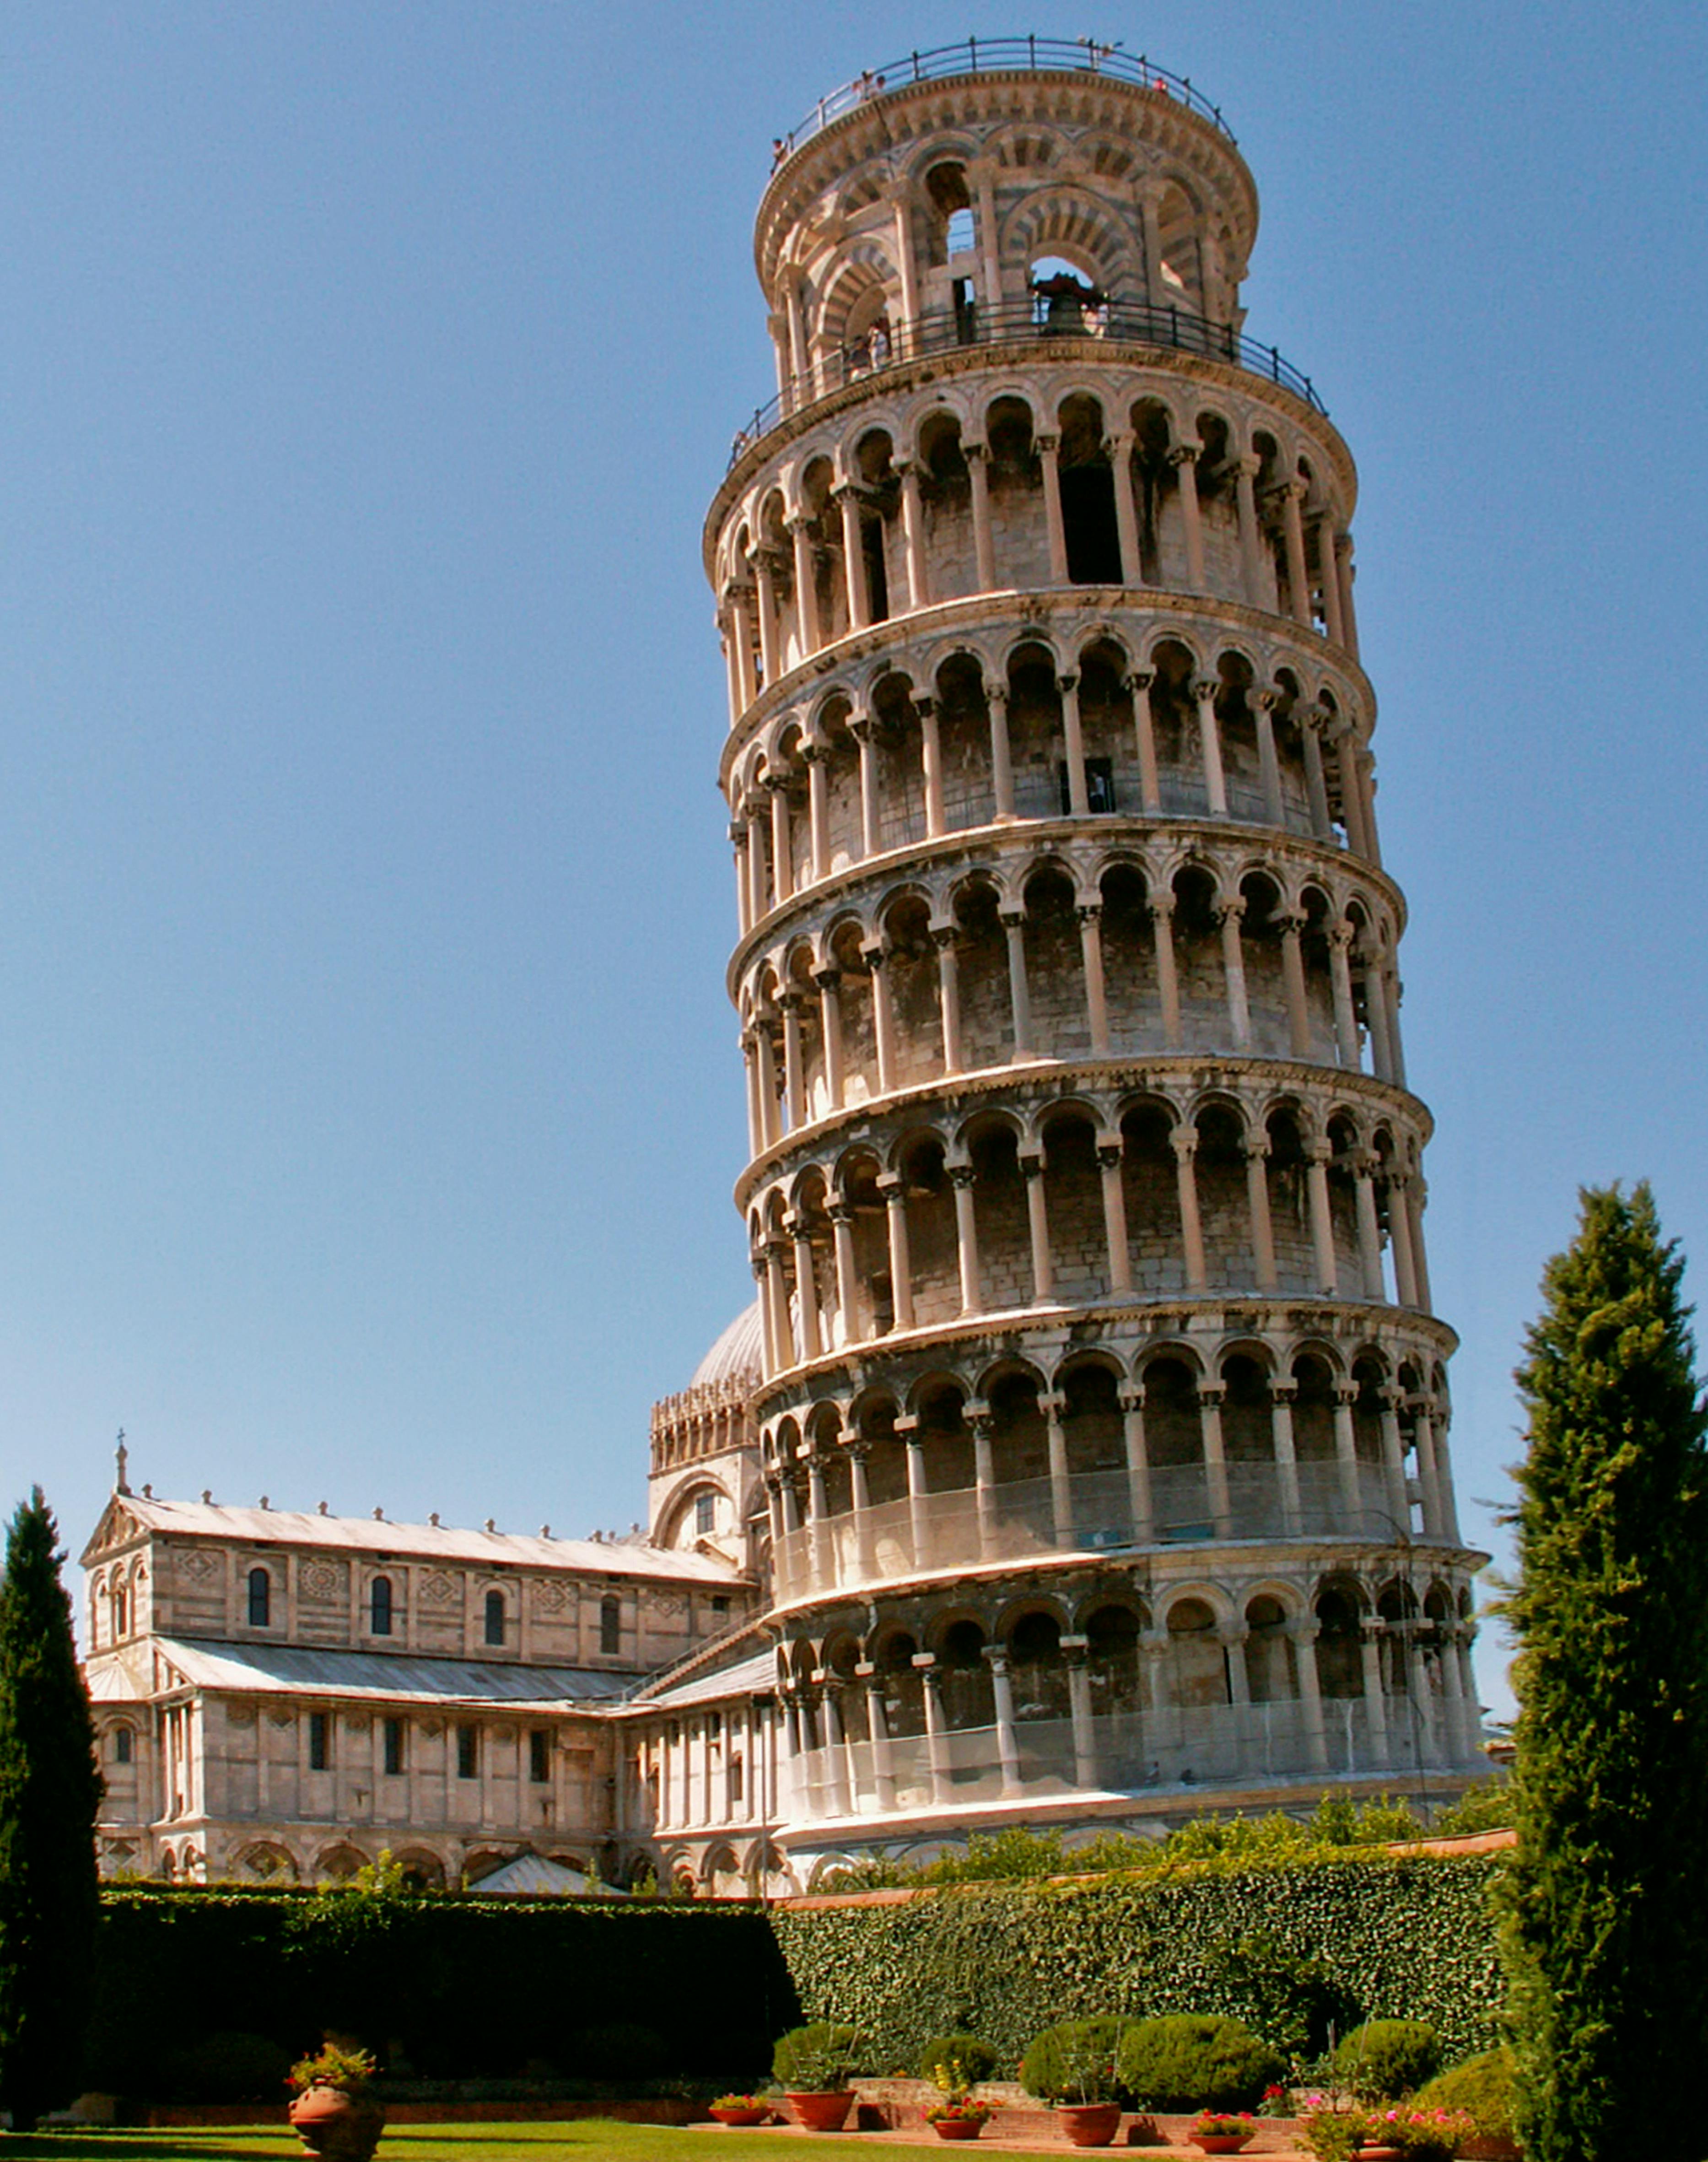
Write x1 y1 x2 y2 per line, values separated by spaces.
81 40 1487 1897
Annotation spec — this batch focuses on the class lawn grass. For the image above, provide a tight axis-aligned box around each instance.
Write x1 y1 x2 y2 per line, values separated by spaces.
0 2126 1075 2162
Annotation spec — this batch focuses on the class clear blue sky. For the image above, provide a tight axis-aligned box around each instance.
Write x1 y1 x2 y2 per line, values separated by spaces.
2 5 1704 1719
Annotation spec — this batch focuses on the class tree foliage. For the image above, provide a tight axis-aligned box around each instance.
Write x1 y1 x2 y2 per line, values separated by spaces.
0 1488 103 2127
1498 1184 1708 2162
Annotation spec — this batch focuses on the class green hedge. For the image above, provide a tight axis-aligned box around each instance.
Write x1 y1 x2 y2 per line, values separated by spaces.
86 1887 794 2093
770 1853 1503 2073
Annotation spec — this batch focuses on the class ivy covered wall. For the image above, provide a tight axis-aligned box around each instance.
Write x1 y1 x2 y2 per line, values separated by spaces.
771 1854 1504 2071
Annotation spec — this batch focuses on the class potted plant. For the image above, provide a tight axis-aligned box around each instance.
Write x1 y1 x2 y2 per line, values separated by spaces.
925 2092 997 2143
286 2043 384 2162
771 2022 863 2132
708 2092 772 2127
1192 2108 1259 2153
1362 2107 1476 2162
1019 2018 1129 2148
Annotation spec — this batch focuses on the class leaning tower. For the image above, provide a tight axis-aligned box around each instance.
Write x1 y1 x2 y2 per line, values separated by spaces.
705 39 1486 1861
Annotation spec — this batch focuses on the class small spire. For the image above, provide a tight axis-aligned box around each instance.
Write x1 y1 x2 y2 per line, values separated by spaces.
317 1500 329 1516
429 1511 441 1527
485 1517 496 1533
114 1428 131 1496
259 1496 270 1510
539 1524 551 1539
141 1482 154 1499
201 1489 213 1505
372 1506 384 1521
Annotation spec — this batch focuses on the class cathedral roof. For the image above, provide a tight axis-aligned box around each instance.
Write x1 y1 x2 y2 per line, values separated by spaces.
137 1635 636 1706
81 1493 744 1581
689 1300 763 1388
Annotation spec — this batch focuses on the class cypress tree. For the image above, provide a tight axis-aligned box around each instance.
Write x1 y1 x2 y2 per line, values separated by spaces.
0 1487 103 2130
1499 1184 1708 2162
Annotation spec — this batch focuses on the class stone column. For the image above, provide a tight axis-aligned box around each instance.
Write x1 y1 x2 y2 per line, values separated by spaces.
1270 1382 1302 1533
858 1665 897 1809
900 1417 930 1568
802 743 830 883
1169 441 1206 589
1301 708 1334 840
1002 908 1034 1057
754 1020 780 1148
817 1676 850 1814
829 1200 858 1346
1360 1627 1391 1768
917 1657 951 1805
1378 1387 1412 1535
1291 1619 1329 1767
916 695 945 837
1127 670 1160 812
1037 432 1069 583
1244 1137 1277 1292
896 459 930 609
1042 1388 1072 1546
1335 532 1361 659
878 1173 914 1330
813 966 845 1109
766 1239 794 1367
1233 453 1264 604
1062 1636 1098 1786
1406 1177 1434 1311
969 1407 999 1558
1199 1382 1233 1536
1328 923 1360 1067
965 441 997 589
780 992 806 1130
1109 431 1141 584
950 1163 981 1315
1098 1136 1131 1293
1305 1142 1338 1296
835 486 871 629
1222 1626 1250 1707
986 680 1017 819
1022 1150 1053 1303
890 183 920 329
754 1259 776 1376
1278 913 1313 1057
1251 689 1284 826
1149 895 1184 1048
728 584 758 708
1438 1626 1471 1763
1336 725 1373 857
1352 1155 1385 1300
847 1440 875 1584
740 1030 764 1157
750 549 781 685
1410 1395 1444 1540
744 794 770 923
787 1213 821 1361
866 943 897 1094
1387 1173 1420 1308
1332 1383 1364 1522
1362 943 1397 1081
850 713 882 861
719 609 743 728
1193 677 1228 817
787 513 820 653
1079 903 1110 1055
1316 515 1346 645
933 927 962 1073
1059 671 1089 814
1217 899 1250 1048
1120 1382 1153 1538
1172 1128 1207 1290
1279 479 1311 626
804 1455 830 1592
984 1648 1024 1796
731 821 752 938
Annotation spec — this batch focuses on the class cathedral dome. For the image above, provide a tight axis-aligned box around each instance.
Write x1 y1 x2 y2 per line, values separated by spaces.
690 1301 762 1388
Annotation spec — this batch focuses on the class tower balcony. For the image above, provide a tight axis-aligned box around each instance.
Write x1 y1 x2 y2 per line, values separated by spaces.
728 298 1324 476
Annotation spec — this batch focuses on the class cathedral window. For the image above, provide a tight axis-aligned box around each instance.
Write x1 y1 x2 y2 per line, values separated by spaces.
483 1590 506 1646
308 1713 330 1771
247 1567 272 1628
457 1724 479 1779
528 1729 550 1784
599 1594 621 1654
370 1576 393 1636
113 1727 133 1765
729 1753 744 1805
383 1718 405 1775
695 1491 716 1535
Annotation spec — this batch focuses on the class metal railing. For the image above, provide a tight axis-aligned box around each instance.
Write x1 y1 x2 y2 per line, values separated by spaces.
772 38 1233 161
775 1461 1418 1605
789 1697 1473 1821
728 298 1323 469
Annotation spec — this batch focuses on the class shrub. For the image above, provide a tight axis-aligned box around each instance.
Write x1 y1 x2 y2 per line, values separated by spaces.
1019 2017 1131 2104
569 2023 666 2083
158 2030 292 2103
771 2022 863 2092
1414 2048 1515 2137
1332 2019 1441 2100
918 2034 999 2087
1115 2014 1284 2112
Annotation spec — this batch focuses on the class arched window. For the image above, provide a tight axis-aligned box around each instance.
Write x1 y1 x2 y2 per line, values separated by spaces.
370 1576 393 1636
113 1727 134 1765
483 1590 506 1646
695 1490 716 1536
112 1585 129 1638
600 1594 621 1655
247 1568 271 1628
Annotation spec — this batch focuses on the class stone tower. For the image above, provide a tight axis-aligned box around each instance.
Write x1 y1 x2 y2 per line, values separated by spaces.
704 38 1485 1858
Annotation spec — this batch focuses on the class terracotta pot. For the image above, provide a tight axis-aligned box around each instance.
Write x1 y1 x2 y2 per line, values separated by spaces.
786 2089 855 2131
1355 2147 1404 2162
1057 2102 1123 2148
932 2119 986 2141
709 2105 772 2126
288 2087 385 2162
1193 2140 1254 2155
